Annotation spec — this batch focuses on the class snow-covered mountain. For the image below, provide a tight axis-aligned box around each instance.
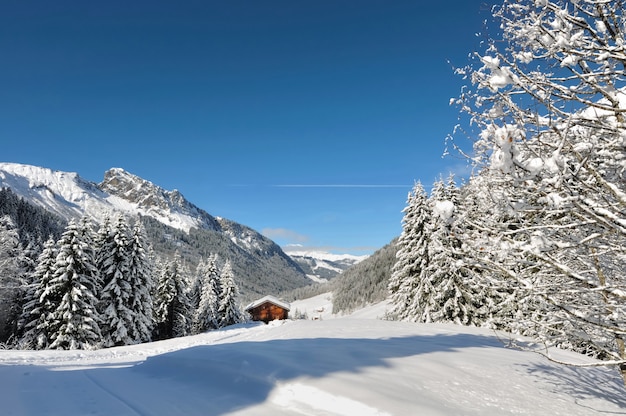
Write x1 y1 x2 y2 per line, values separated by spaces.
0 163 220 232
283 247 368 282
99 167 223 232
0 162 310 299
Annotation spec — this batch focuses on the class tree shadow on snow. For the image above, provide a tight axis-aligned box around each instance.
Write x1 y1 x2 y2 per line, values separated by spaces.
120 332 500 414
19 331 624 415
521 361 626 411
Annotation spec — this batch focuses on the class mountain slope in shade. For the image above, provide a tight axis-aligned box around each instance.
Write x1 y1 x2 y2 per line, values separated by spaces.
0 162 310 300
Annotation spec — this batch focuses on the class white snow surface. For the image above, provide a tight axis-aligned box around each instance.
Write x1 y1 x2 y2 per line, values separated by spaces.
1 297 624 416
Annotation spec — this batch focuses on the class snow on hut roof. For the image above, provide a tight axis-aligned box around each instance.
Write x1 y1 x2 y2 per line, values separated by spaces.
245 295 291 312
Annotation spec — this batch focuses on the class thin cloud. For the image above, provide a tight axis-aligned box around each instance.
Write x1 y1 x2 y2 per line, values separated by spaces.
273 184 410 188
283 244 379 256
445 161 474 180
264 235 380 255
261 228 309 243
312 245 380 255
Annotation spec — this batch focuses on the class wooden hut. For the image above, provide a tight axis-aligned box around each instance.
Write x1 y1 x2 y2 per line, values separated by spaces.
245 295 290 323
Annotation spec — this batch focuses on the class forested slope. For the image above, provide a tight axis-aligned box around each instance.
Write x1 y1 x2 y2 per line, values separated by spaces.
331 238 397 314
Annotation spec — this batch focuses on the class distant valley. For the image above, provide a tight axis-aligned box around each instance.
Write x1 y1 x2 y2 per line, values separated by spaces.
283 248 367 282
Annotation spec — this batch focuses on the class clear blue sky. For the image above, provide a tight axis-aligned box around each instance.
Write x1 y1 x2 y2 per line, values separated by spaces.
1 1 495 255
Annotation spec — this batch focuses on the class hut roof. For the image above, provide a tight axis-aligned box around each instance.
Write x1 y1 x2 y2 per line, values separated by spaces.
245 295 291 312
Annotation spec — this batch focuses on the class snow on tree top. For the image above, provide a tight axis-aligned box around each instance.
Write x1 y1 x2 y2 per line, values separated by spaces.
433 200 455 222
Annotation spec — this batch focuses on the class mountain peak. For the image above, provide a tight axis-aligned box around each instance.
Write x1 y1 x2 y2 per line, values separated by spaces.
99 167 218 232
101 168 154 198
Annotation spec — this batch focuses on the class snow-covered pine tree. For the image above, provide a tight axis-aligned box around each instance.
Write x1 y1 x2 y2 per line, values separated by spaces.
412 178 485 326
192 255 221 333
406 180 447 323
388 181 431 321
217 260 242 328
19 236 58 349
152 259 171 340
153 253 191 339
78 216 100 283
17 239 39 320
47 219 102 350
451 172 511 329
188 259 204 321
94 213 112 272
15 239 38 331
453 0 626 382
98 215 134 347
125 220 154 343
445 176 499 327
0 215 26 343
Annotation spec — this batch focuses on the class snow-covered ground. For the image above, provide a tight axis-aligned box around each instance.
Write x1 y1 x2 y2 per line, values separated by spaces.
1 298 624 415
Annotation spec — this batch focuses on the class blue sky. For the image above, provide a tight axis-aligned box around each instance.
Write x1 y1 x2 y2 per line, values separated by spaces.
1 1 494 255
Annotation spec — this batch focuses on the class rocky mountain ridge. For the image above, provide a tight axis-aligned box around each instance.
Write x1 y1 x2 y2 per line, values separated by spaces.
0 162 311 300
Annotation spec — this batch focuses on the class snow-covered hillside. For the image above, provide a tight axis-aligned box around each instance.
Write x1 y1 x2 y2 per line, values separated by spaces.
0 298 623 415
0 162 204 231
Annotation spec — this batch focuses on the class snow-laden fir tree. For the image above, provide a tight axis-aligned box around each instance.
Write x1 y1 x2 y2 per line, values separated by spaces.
124 220 154 343
77 216 100 281
454 172 515 330
98 215 135 347
17 239 39 337
152 259 172 340
94 213 113 274
452 0 626 383
412 178 486 326
192 255 222 333
217 260 243 328
388 181 431 321
188 261 203 321
0 215 26 343
19 236 58 349
46 219 102 350
95 212 112 250
153 253 191 339
95 215 153 345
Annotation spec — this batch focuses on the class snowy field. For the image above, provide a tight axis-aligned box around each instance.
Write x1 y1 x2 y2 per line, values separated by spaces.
0 296 624 416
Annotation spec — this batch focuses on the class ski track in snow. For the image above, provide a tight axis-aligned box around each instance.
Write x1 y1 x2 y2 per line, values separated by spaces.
81 370 149 416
